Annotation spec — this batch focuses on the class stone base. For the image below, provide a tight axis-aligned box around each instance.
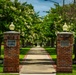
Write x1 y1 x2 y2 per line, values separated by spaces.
57 67 72 73
3 67 19 73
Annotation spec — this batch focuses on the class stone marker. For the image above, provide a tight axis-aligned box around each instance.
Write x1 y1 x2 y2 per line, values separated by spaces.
57 32 73 72
3 31 20 73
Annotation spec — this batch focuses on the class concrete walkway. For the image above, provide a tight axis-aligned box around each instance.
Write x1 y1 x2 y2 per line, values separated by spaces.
20 47 56 75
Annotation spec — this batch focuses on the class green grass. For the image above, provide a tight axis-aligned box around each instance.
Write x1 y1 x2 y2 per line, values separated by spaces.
19 47 30 59
45 47 76 75
0 64 3 73
0 45 30 74
1 45 4 58
0 45 4 73
45 47 57 61
0 73 19 75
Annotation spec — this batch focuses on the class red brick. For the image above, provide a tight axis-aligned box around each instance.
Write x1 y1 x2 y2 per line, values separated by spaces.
3 32 20 73
57 32 73 72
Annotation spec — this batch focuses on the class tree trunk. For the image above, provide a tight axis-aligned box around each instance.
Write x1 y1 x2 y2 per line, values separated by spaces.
51 37 55 47
46 40 50 47
22 38 25 47
0 42 2 58
73 37 76 60
0 34 3 59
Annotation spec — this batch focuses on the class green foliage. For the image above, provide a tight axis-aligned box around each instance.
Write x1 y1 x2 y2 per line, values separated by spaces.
0 73 19 75
41 3 76 47
0 0 44 47
0 45 4 58
20 47 30 55
0 0 76 47
0 64 3 73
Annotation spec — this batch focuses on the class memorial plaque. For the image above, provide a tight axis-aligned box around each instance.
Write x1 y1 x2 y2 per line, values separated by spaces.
7 40 16 47
60 40 69 47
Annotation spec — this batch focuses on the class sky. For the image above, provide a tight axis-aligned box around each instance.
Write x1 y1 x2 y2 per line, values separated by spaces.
18 0 74 16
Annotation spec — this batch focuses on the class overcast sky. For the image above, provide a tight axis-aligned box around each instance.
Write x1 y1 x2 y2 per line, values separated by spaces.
18 0 74 16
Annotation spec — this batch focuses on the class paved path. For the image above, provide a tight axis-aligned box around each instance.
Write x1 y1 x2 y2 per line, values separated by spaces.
20 47 56 75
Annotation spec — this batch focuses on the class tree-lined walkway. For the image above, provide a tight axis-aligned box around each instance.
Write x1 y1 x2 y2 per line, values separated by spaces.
20 47 56 75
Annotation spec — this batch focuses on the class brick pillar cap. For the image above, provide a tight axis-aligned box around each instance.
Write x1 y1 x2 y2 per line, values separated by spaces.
4 31 20 34
57 32 73 35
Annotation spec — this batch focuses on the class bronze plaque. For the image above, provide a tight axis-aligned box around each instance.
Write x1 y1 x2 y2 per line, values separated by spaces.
60 40 69 47
7 40 16 47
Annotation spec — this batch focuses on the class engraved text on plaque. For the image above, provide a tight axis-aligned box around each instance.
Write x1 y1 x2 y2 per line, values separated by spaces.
7 40 16 47
60 40 69 47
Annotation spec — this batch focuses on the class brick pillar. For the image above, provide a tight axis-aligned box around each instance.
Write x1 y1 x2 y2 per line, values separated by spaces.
3 31 20 73
57 32 73 72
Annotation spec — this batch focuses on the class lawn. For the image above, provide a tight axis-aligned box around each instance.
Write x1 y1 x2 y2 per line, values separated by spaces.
0 73 19 75
45 47 76 75
19 47 31 59
0 45 30 74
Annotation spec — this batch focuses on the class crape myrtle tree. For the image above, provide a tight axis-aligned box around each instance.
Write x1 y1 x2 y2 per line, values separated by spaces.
54 3 76 60
42 4 63 47
0 0 12 58
13 0 43 47
42 3 76 47
0 0 42 57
